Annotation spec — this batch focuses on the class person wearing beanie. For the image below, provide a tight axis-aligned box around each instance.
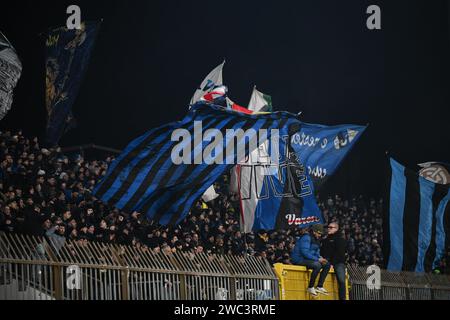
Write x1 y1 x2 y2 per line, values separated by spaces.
291 224 331 297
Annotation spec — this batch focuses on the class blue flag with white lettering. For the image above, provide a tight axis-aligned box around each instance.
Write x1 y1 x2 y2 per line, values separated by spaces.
290 123 367 188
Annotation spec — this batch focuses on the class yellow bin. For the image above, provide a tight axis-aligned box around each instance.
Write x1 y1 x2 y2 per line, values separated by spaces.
274 263 350 300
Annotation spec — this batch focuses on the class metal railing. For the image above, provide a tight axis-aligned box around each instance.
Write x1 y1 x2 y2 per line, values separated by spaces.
3 231 449 300
0 232 278 301
347 264 450 300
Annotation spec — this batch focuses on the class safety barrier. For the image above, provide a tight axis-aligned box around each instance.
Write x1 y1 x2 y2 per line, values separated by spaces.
2 231 450 300
274 263 350 300
0 232 278 300
347 264 450 300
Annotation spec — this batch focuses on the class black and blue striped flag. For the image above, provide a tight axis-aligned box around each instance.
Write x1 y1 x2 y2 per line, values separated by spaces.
94 102 304 226
385 158 450 272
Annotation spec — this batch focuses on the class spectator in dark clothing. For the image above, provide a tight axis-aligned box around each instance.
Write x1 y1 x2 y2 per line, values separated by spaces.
255 230 269 253
95 219 109 242
86 224 96 241
78 224 89 239
231 231 244 255
83 208 97 226
214 236 225 255
22 204 44 236
274 242 287 264
146 232 159 249
118 228 132 245
190 233 199 248
0 205 15 233
204 235 216 254
291 224 331 296
322 222 347 300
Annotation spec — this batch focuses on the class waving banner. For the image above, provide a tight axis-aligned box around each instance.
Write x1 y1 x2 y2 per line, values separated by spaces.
0 31 22 121
418 162 450 185
385 158 450 273
94 102 324 228
45 22 100 146
290 123 367 188
237 122 324 233
190 61 225 105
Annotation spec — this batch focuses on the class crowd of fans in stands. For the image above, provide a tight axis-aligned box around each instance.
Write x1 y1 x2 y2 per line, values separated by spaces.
0 130 448 273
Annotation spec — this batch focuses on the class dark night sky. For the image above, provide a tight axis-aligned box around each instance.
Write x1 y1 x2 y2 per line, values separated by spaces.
1 0 450 196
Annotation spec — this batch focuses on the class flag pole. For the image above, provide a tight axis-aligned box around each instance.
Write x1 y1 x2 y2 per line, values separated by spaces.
0 30 14 48
244 231 249 259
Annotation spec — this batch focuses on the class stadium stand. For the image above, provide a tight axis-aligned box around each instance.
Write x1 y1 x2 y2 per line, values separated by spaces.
0 129 449 300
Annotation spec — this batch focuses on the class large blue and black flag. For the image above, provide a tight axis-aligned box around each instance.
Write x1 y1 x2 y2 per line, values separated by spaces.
247 136 325 232
94 102 318 227
237 122 325 233
384 158 450 272
45 22 100 146
290 123 367 188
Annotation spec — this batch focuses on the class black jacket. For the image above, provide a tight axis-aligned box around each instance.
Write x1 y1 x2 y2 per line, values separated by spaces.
321 231 347 265
22 208 44 237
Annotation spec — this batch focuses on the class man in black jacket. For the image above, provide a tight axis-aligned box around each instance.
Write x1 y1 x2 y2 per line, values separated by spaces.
321 222 347 300
22 204 45 237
